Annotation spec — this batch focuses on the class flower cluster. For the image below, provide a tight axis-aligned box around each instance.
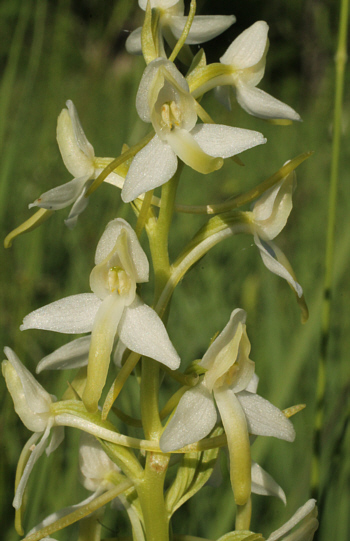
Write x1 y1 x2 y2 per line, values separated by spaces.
3 2 318 541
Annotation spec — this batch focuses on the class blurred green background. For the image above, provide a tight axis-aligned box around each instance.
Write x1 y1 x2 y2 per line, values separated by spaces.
0 0 349 540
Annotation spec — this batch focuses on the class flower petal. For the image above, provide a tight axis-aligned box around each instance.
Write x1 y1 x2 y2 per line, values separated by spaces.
79 433 120 492
159 384 217 452
252 172 295 240
254 235 303 297
191 124 266 158
82 294 125 412
29 175 90 211
2 348 52 431
215 387 251 505
94 218 149 282
13 425 51 509
118 296 180 370
57 105 94 178
267 499 317 541
220 21 269 70
125 27 143 55
251 461 286 504
36 336 91 373
236 82 301 121
139 0 180 11
166 128 223 174
136 58 190 122
170 15 236 44
121 135 178 203
64 182 91 229
237 391 295 442
20 294 101 334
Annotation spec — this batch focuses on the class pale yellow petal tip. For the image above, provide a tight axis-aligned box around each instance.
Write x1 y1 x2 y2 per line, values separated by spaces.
4 209 54 249
283 404 306 418
15 507 24 536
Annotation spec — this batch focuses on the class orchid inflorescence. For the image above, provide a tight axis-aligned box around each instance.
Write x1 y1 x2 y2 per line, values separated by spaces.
3 1 318 541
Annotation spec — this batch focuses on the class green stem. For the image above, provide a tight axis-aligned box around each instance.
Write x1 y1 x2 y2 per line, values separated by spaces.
312 0 349 502
137 453 170 541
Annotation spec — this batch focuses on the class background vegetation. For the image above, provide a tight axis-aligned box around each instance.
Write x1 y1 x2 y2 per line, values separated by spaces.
0 0 349 540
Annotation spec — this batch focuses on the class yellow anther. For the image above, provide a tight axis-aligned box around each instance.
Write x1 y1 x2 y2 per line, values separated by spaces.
161 101 182 130
108 267 130 295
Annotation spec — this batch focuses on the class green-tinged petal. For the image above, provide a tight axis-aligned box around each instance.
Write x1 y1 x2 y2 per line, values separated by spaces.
252 172 295 240
236 82 301 121
121 136 178 203
217 532 264 541
220 21 269 70
166 127 223 173
215 387 251 505
79 433 121 492
266 499 318 541
64 182 91 229
36 336 91 373
237 391 295 442
201 309 246 384
251 461 286 504
119 296 180 370
4 208 54 248
159 384 217 452
82 294 125 412
191 124 266 158
94 218 149 282
20 293 101 334
2 348 52 431
13 424 52 509
57 104 94 178
170 14 236 43
29 175 90 211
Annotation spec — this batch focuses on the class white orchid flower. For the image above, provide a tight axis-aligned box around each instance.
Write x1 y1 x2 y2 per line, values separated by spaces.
21 218 180 412
160 309 294 506
121 58 266 202
29 100 124 229
191 22 300 121
2 347 64 510
126 0 235 56
266 499 318 541
246 170 304 304
27 434 144 541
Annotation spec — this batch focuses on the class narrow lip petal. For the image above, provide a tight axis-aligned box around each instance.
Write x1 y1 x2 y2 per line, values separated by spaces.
166 128 223 174
191 124 266 158
214 387 251 505
236 82 301 121
121 135 178 203
20 293 102 334
237 391 296 442
118 296 180 370
82 294 126 412
159 384 217 452
169 14 236 44
220 21 269 69
266 499 317 541
36 336 91 373
28 175 90 211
